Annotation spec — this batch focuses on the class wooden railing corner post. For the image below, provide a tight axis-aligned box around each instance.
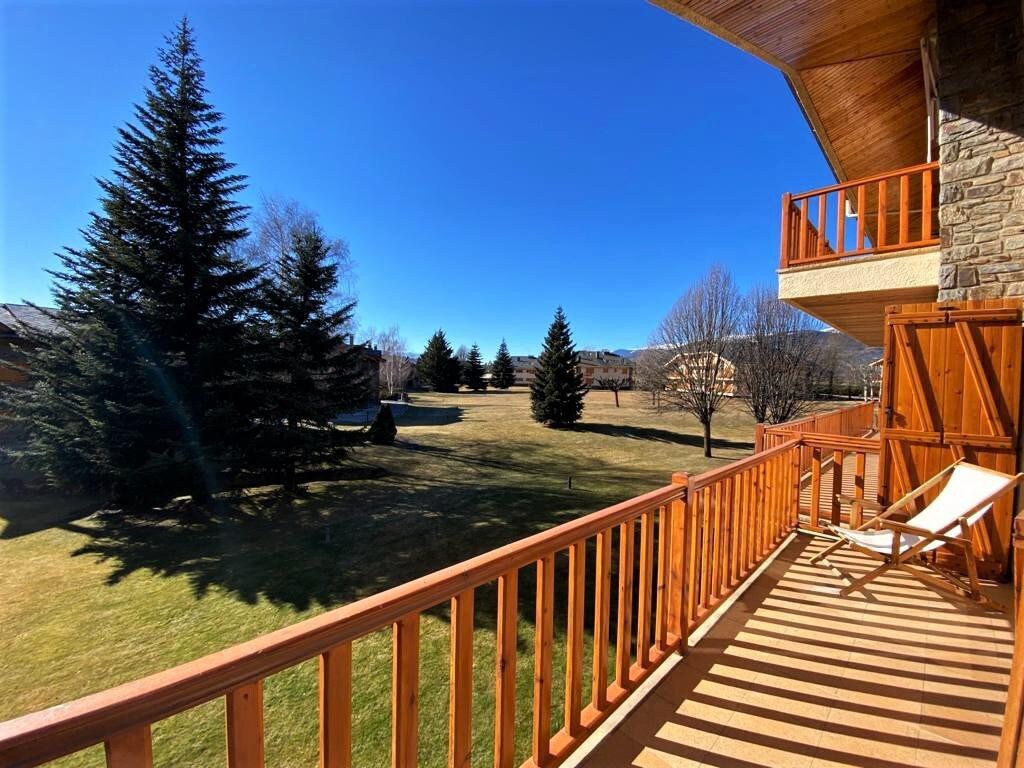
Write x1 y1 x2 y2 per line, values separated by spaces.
779 192 793 268
754 424 765 454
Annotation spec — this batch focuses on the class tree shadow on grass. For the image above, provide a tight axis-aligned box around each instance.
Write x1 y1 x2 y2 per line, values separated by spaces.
572 422 754 452
393 404 463 427
62 438 659 641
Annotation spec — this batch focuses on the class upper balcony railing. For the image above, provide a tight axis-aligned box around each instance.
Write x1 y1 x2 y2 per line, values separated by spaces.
780 162 940 269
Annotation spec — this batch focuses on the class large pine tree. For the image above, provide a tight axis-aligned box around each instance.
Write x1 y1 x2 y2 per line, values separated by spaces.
417 330 460 392
463 344 487 391
257 227 367 491
531 308 587 427
491 339 515 389
5 19 258 503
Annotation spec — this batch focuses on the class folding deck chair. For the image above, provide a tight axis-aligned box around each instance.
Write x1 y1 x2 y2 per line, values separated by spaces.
810 460 1023 608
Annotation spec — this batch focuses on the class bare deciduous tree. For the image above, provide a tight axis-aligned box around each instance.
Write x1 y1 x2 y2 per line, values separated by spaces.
247 195 356 308
371 325 413 398
595 377 626 407
734 285 821 425
633 347 671 408
652 266 742 457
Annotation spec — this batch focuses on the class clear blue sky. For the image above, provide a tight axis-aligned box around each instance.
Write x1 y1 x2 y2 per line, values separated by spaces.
1 0 835 356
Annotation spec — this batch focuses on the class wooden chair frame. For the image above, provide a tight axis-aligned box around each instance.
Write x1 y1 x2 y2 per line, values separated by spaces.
810 460 1024 610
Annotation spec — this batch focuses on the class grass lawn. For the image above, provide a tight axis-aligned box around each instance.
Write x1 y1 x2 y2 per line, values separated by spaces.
0 389 759 767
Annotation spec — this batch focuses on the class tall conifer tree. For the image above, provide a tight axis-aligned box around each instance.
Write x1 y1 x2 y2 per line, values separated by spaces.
463 344 486 391
4 19 258 503
491 340 515 389
257 227 366 491
417 331 460 392
531 308 587 426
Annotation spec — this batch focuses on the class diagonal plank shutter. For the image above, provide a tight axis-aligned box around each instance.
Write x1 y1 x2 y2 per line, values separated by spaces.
879 299 1022 578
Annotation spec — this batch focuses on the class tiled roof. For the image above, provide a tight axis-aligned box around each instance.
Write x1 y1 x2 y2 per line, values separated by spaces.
0 304 60 336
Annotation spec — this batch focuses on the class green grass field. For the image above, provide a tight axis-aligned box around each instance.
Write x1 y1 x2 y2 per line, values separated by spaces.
0 389 760 767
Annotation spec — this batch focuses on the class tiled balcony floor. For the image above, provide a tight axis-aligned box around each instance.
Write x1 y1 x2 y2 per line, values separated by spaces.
580 535 1014 768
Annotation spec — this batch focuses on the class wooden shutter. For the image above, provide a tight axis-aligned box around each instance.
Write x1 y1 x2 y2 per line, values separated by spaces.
879 299 1022 577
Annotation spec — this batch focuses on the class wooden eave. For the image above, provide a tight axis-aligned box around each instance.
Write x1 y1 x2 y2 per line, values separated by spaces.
651 0 933 182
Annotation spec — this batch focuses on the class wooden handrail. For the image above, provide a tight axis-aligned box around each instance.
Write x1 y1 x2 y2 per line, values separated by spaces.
780 163 939 269
789 162 940 201
0 440 809 768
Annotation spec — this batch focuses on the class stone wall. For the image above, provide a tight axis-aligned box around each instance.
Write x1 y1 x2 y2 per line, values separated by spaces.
936 0 1024 300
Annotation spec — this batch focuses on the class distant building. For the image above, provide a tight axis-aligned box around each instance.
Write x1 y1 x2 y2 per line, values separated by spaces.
510 351 635 388
664 351 738 397
578 350 634 388
0 304 59 386
511 355 540 386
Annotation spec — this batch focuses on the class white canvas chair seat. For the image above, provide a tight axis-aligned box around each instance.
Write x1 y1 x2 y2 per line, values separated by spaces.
810 460 1022 608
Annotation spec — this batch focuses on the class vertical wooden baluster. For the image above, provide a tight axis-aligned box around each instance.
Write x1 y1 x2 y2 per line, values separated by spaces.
790 449 799 530
392 614 420 768
779 193 793 268
760 460 770 554
853 451 866 529
105 725 153 768
817 193 827 257
615 520 635 689
686 489 702 626
674 494 691 651
836 189 846 255
711 485 724 600
591 529 612 710
494 570 518 768
636 509 655 668
922 168 933 240
699 488 712 610
720 479 733 591
226 681 264 768
730 474 742 585
449 591 474 768
564 541 586 738
798 198 809 261
832 449 844 526
320 643 352 768
854 184 865 251
666 479 687 650
655 505 671 652
899 174 910 244
766 458 777 545
810 448 822 531
533 555 554 766
877 178 887 247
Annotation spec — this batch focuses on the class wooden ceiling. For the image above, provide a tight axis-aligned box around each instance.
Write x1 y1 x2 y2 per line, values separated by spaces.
652 0 932 181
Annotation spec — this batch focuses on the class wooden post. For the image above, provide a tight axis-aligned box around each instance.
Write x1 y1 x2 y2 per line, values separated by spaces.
779 193 793 267
320 644 352 768
591 529 613 709
449 591 473 768
564 541 586 737
392 614 420 768
226 682 264 768
494 571 518 768
104 726 153 768
754 424 765 453
532 555 554 765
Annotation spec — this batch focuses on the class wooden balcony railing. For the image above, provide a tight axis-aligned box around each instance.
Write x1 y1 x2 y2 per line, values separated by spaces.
0 441 804 768
756 400 876 454
780 162 939 269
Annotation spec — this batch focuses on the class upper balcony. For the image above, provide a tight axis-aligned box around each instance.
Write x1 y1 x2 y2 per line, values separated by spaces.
777 162 941 346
